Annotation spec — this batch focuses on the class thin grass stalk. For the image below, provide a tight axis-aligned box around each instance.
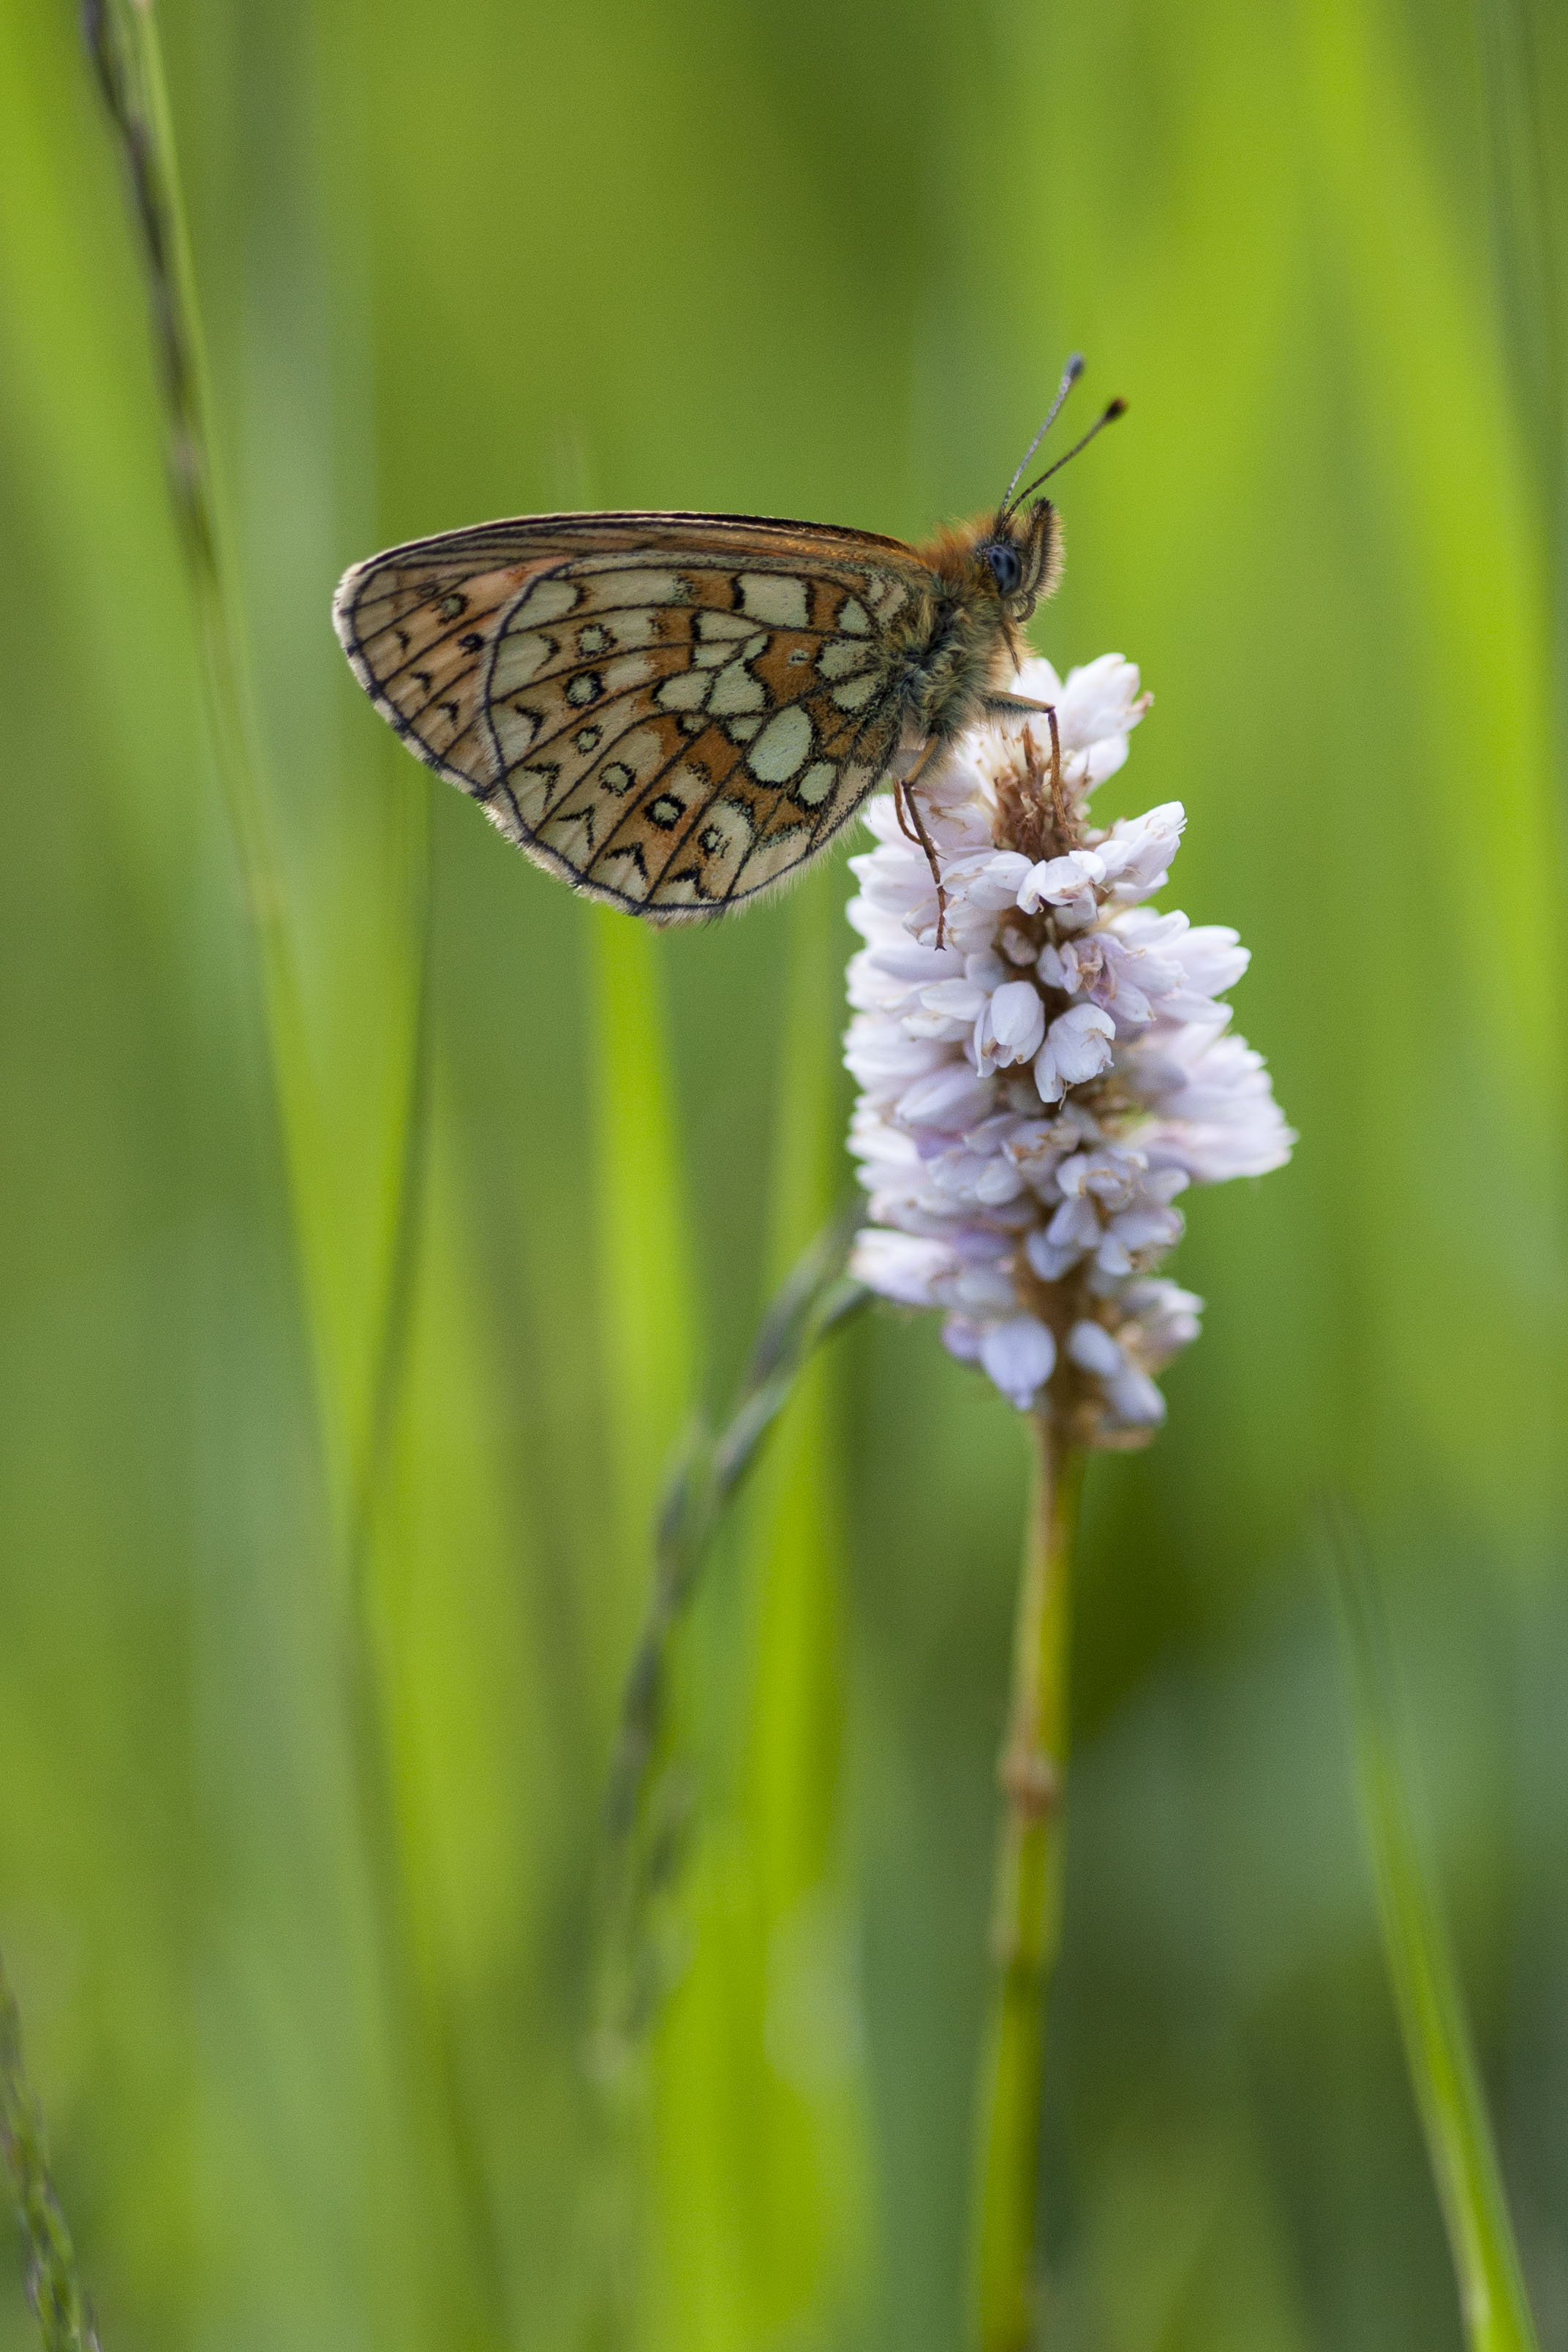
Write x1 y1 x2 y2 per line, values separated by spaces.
0 1949 99 2352
970 1417 1084 2352
83 0 437 1539
1328 1505 1542 2352
596 1201 867 2048
80 12 490 2329
81 0 322 1333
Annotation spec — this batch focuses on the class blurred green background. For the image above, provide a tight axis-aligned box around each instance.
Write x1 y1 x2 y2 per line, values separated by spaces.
1 1 1566 2347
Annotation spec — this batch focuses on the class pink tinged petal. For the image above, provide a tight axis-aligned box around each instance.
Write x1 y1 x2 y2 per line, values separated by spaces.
987 983 1048 1068
944 852 1036 912
1120 1279 1204 1364
1011 655 1064 706
1046 1195 1100 1250
896 1064 996 1129
875 944 967 982
1107 1206 1183 1256
1067 1319 1125 1378
850 1229 954 1306
1025 1230 1083 1281
1082 735 1130 787
920 980 990 1019
1033 1003 1116 1104
952 1267 1019 1315
972 1156 1028 1205
965 1112 1026 1156
1017 850 1105 916
1107 1365 1167 1426
941 1314 984 1364
979 1316 1058 1410
1174 926 1250 995
1037 941 1074 992
1055 655 1147 750
970 852 1036 907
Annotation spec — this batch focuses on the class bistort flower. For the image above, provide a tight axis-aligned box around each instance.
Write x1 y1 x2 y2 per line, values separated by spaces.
843 653 1293 1444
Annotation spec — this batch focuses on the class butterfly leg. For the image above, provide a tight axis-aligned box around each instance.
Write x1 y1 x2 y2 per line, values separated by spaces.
1044 704 1067 832
895 740 950 947
989 691 1067 834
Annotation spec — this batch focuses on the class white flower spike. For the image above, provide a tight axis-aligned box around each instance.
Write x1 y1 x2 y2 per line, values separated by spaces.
843 654 1293 1444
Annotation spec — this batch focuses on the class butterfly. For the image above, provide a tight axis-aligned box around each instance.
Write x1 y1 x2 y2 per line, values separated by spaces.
332 358 1122 936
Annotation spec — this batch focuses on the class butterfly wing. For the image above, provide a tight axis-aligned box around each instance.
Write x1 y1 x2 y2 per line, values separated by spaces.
333 512 934 919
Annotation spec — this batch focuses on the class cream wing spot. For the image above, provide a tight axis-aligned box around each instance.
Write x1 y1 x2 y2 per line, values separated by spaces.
493 704 540 759
512 576 581 625
583 568 687 607
839 597 871 634
618 728 666 774
581 605 660 651
860 575 910 624
509 766 559 826
736 828 813 893
739 573 809 628
491 631 555 694
817 637 873 679
748 703 814 782
794 761 837 809
656 671 710 713
695 609 755 643
707 660 766 715
832 673 880 712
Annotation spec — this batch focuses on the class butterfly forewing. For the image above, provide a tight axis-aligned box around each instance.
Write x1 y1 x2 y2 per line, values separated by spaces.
333 514 930 919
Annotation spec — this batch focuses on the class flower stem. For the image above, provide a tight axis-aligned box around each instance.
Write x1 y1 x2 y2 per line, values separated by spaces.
970 1415 1084 2352
0 1948 99 2352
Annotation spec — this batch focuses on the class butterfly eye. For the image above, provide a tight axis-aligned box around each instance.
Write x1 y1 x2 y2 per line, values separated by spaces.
984 540 1023 596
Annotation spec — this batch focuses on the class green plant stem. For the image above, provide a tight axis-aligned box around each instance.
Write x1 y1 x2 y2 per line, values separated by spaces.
82 0 318 1224
0 1948 98 2352
970 1415 1083 2352
595 1202 867 2046
1329 1507 1542 2352
82 15 485 2332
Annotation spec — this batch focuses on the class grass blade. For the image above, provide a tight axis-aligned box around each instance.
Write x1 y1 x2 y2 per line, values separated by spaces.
599 1196 867 2036
0 1950 99 2352
1328 1504 1541 2352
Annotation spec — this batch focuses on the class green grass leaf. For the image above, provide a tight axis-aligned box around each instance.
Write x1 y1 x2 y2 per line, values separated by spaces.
1329 1505 1542 2352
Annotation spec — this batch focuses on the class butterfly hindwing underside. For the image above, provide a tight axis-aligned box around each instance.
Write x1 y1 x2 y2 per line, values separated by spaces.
333 513 932 920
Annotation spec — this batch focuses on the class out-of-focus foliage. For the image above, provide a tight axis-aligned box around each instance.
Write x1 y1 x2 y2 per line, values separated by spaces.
0 3 1564 2350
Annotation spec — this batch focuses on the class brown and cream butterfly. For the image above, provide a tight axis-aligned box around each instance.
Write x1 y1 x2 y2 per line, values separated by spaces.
333 358 1123 932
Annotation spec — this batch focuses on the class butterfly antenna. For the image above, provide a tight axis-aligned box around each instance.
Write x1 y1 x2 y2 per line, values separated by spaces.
1012 397 1127 508
1000 353 1086 516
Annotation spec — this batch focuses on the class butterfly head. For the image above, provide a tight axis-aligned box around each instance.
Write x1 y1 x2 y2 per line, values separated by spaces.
977 501 1064 621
